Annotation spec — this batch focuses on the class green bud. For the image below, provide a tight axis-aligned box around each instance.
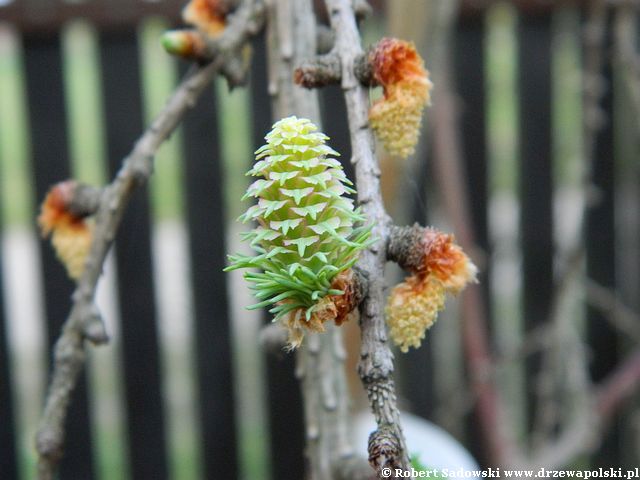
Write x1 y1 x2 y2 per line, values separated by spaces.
161 30 203 58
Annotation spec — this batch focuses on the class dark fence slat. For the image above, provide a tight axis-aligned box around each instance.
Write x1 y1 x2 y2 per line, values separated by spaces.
613 11 640 468
396 326 435 422
409 137 432 225
517 10 554 433
0 255 18 479
586 19 619 466
23 31 96 479
456 15 490 298
320 85 354 182
397 126 435 421
250 33 306 480
23 34 72 350
181 69 239 479
455 13 490 463
99 29 168 480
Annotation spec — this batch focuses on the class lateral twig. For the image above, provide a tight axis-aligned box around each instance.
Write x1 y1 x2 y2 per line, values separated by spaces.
596 348 640 419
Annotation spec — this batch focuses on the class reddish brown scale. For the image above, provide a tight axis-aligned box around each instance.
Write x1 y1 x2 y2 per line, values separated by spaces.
183 0 230 37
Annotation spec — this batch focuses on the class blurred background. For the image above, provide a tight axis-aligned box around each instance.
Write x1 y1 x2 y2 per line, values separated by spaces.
1 0 639 479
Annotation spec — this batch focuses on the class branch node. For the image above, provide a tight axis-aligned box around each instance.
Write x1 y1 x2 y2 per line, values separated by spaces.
352 265 369 304
36 427 63 462
130 156 154 185
84 307 109 345
219 48 251 88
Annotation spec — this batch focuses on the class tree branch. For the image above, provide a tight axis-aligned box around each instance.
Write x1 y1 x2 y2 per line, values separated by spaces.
35 2 265 478
324 0 411 476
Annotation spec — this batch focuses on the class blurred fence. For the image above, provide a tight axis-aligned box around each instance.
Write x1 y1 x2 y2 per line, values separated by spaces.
0 0 638 479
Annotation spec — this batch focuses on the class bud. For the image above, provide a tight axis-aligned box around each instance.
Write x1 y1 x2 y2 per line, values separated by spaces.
226 116 372 348
420 228 478 294
182 0 229 37
386 228 477 351
368 38 432 159
38 181 93 280
161 30 207 59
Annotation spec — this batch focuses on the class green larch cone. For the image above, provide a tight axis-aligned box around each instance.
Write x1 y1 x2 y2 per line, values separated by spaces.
225 116 372 347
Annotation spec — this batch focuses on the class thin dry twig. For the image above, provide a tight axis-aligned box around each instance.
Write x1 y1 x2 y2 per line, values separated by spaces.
585 280 640 343
530 252 585 449
524 344 640 468
34 3 265 478
596 348 640 419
